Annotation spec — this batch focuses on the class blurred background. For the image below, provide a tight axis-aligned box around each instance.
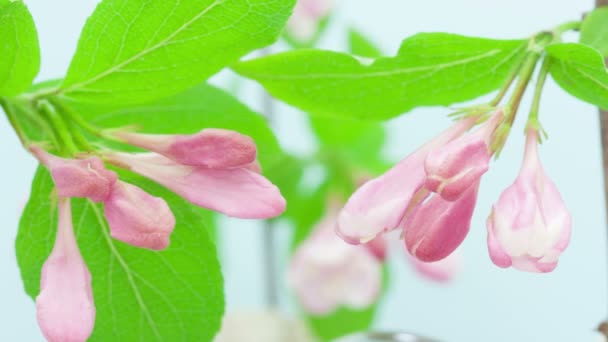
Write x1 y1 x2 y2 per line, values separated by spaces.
1 0 606 341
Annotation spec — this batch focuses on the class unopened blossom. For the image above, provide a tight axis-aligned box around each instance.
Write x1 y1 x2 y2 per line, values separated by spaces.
104 181 176 250
404 182 479 262
365 236 388 261
286 0 335 42
288 208 381 315
425 110 503 201
36 198 95 342
337 116 477 244
487 130 571 273
114 128 257 169
30 145 117 202
407 249 462 283
106 152 285 219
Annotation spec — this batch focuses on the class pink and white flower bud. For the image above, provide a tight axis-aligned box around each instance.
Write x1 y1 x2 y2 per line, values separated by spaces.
30 146 117 202
106 152 285 219
288 209 381 315
424 110 503 201
486 130 571 273
404 182 479 262
115 129 257 169
36 198 95 342
287 0 336 42
407 249 462 283
336 117 477 244
104 181 176 250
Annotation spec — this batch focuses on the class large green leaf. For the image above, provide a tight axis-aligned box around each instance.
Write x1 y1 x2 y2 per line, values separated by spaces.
69 83 283 171
16 167 224 341
234 33 526 120
580 7 608 56
0 0 40 96
546 43 608 110
58 0 295 105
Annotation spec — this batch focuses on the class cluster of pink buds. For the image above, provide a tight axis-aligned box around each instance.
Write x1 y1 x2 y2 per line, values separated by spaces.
336 109 571 274
30 128 286 341
288 197 461 315
286 0 335 42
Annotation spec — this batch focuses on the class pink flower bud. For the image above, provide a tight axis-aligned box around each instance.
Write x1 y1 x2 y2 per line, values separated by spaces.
424 110 503 201
36 198 95 342
30 146 117 202
288 209 381 315
106 152 285 219
115 129 257 169
407 249 462 283
336 117 477 244
486 131 571 273
404 182 479 262
104 181 176 250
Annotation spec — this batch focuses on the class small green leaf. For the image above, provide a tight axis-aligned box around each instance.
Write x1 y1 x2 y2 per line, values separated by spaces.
16 167 225 341
546 43 608 110
580 7 608 56
234 33 526 120
0 0 40 96
348 29 382 58
69 83 283 170
59 0 295 105
307 306 379 341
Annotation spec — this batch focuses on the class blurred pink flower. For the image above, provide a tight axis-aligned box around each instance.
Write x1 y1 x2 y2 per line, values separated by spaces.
407 249 463 283
286 0 336 42
288 206 382 315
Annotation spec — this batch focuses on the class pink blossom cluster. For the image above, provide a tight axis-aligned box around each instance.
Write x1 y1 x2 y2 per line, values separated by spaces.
337 109 571 274
30 128 286 342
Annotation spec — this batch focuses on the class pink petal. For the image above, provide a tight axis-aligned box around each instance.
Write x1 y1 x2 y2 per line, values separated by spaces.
116 129 257 169
404 183 479 262
107 153 285 219
104 181 176 250
36 198 95 342
31 146 117 202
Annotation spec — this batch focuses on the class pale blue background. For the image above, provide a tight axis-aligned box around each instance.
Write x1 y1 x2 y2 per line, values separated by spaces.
0 1 605 341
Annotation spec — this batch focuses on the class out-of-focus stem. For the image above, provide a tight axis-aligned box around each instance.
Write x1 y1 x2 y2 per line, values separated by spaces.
260 47 279 308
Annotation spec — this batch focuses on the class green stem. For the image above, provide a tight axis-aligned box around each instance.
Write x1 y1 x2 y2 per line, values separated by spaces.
489 59 523 106
0 98 30 147
527 57 552 130
553 20 581 36
50 99 104 137
38 100 79 155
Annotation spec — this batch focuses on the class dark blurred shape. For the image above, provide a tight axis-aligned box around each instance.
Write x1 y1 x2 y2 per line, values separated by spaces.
333 331 440 342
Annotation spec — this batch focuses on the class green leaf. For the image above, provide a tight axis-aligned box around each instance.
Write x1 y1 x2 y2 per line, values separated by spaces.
348 29 382 58
59 0 296 105
234 33 526 120
546 43 608 110
16 167 224 341
307 306 378 341
580 7 608 56
69 82 283 170
0 0 40 96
